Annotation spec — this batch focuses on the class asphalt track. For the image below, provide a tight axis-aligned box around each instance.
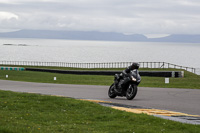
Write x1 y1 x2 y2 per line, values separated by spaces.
0 80 200 116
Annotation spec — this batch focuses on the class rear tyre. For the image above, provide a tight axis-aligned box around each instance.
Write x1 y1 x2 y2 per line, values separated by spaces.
108 84 117 98
126 84 138 100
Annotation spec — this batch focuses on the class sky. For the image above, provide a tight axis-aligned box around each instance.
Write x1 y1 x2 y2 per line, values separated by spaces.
0 0 200 37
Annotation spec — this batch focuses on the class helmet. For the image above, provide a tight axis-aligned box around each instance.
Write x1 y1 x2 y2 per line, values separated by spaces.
132 62 140 69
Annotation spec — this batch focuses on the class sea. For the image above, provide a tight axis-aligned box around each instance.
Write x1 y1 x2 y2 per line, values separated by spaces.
0 38 200 70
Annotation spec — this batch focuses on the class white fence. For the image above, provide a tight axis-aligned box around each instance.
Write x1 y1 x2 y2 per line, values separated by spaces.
0 61 198 75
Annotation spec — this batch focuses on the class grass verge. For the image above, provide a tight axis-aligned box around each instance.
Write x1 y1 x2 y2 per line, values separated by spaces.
0 90 200 133
0 67 200 89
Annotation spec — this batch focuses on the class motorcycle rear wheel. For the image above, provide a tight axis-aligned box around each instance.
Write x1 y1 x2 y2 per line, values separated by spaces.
126 84 138 100
108 84 117 98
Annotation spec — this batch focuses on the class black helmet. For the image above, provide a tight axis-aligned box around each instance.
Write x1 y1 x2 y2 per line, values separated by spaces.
132 62 140 69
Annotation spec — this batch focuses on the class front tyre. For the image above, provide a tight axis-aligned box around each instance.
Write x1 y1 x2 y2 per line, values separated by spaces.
108 83 117 98
126 84 138 100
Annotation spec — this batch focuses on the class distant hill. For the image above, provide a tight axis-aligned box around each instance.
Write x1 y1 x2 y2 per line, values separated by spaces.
0 29 200 43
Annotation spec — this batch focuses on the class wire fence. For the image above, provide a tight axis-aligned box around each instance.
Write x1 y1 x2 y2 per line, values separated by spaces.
0 61 198 75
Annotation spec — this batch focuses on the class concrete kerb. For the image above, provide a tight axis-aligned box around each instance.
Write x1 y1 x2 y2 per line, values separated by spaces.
82 99 200 125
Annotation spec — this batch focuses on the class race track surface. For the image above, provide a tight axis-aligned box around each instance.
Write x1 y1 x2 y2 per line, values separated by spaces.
0 80 199 116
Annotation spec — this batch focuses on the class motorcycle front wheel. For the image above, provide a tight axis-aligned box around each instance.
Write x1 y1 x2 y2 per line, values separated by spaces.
126 84 138 100
108 83 117 98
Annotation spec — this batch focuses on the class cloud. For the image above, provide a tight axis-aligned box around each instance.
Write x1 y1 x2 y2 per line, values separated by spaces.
0 11 18 20
144 34 170 38
0 11 19 32
0 0 200 34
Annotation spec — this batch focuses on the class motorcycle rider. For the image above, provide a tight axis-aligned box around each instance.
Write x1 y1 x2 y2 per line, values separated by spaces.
114 62 140 92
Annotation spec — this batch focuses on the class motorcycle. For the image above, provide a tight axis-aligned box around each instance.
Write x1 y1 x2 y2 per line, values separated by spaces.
108 69 141 100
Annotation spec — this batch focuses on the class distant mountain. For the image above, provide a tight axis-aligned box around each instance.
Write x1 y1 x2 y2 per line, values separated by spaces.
0 30 147 41
0 29 200 43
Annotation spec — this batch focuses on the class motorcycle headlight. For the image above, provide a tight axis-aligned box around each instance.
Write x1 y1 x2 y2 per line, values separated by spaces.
131 76 137 81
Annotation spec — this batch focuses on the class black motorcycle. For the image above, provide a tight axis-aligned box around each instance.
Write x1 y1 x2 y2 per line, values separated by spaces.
108 69 141 100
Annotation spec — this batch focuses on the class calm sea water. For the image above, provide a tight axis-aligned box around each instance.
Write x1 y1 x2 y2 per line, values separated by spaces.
0 38 200 69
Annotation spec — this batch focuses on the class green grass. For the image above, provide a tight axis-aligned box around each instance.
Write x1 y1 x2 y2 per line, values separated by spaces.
0 90 200 133
0 70 112 85
0 67 200 89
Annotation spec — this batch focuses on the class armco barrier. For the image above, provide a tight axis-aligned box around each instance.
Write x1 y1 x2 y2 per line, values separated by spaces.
0 66 25 71
26 68 184 78
139 71 184 78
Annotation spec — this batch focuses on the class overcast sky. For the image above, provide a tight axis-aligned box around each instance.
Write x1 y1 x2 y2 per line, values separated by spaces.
0 0 200 37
